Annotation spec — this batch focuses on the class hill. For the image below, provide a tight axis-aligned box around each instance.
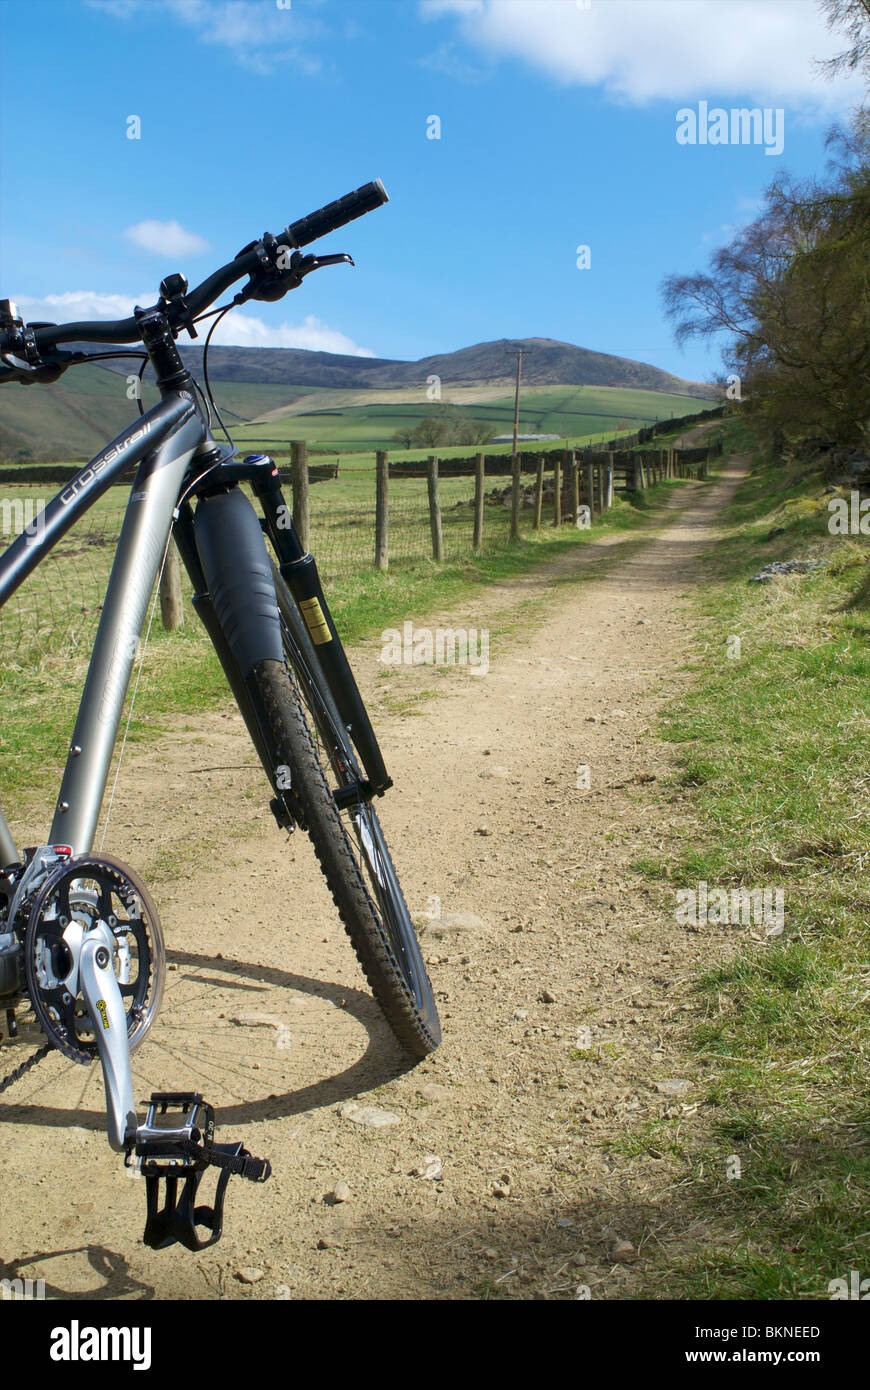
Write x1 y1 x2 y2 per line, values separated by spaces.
174 336 713 397
0 336 716 461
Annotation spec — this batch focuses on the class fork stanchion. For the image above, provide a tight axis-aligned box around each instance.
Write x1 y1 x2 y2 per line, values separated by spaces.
159 538 183 630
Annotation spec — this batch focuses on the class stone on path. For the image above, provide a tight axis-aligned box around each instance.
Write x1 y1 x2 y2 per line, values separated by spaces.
339 1103 401 1128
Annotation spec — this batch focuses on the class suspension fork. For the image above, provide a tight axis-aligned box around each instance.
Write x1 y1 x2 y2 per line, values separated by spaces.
249 464 391 795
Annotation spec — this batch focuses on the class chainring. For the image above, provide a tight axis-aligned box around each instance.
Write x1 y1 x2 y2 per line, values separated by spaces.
23 852 165 1064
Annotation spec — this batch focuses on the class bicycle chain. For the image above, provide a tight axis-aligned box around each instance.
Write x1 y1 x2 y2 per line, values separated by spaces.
0 1041 52 1095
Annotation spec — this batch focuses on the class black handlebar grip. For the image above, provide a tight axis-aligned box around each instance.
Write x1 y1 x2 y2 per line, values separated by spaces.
280 179 389 249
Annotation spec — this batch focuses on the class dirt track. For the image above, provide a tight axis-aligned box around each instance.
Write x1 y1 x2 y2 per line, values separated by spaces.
0 453 748 1300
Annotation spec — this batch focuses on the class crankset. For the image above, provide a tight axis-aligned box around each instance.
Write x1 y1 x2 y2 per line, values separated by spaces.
23 852 165 1065
12 851 272 1249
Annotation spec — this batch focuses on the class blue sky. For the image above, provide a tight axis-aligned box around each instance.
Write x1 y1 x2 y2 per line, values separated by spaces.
0 0 864 383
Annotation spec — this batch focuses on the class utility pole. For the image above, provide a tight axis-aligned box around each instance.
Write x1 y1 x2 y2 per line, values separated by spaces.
510 348 523 541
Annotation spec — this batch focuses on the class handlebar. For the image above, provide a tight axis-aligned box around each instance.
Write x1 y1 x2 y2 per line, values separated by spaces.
18 179 389 353
30 244 263 348
282 178 388 248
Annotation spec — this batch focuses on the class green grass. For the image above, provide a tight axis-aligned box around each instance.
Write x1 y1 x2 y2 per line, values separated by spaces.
628 429 870 1299
230 383 711 455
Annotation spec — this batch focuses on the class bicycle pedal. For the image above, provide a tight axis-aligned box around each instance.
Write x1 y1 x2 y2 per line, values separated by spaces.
128 1092 271 1252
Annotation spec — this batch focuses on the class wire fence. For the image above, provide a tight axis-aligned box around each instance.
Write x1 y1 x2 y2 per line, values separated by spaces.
0 496 128 672
0 431 717 669
307 473 520 582
0 472 518 669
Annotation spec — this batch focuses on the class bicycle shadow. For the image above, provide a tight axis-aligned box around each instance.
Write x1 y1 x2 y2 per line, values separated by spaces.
0 947 420 1134
0 1246 154 1300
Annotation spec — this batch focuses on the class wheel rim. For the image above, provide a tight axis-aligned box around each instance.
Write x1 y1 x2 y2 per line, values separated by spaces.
278 620 437 1035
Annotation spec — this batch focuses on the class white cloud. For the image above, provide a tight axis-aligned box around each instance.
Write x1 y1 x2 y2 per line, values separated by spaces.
88 0 323 75
207 311 376 356
419 0 867 111
424 1 484 14
15 292 375 356
87 0 141 15
418 41 488 82
15 291 151 322
124 220 210 257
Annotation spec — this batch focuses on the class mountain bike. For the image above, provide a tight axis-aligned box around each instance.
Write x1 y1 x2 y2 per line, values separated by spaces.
0 180 440 1251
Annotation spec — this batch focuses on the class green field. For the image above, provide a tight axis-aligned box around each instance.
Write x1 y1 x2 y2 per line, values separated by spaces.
0 365 710 462
230 383 709 454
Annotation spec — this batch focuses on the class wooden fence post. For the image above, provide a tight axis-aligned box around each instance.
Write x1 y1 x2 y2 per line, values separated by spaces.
473 452 485 551
600 458 614 514
585 463 595 520
375 449 389 570
534 455 544 530
159 538 183 630
290 439 310 552
525 453 539 528
427 454 443 562
553 453 562 527
569 449 579 522
597 459 607 513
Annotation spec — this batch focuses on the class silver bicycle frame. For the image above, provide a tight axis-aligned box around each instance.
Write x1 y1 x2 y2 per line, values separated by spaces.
0 389 209 1148
0 388 206 861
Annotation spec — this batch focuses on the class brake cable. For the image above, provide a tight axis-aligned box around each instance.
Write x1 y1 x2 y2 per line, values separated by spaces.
200 303 237 453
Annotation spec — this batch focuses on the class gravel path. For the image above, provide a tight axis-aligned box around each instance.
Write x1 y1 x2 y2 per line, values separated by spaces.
0 454 748 1300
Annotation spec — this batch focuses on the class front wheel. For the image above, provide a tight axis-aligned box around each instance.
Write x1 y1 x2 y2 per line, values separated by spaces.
248 654 440 1059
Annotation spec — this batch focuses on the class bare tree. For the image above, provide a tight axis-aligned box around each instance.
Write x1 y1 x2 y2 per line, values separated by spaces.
391 424 415 449
817 0 870 80
661 118 870 449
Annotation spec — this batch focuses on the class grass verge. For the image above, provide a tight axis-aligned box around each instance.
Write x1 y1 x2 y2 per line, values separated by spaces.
629 426 870 1299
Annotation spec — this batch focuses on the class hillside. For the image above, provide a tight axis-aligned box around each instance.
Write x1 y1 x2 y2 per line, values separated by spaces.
174 336 713 397
0 336 716 461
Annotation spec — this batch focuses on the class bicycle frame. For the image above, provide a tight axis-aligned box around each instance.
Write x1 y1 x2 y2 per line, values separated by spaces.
0 369 394 1152
0 388 207 863
0 176 405 1240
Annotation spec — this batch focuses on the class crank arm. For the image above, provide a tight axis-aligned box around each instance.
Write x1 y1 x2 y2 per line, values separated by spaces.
78 922 138 1151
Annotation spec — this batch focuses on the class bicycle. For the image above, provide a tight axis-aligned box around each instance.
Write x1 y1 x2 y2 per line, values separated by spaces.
0 179 440 1251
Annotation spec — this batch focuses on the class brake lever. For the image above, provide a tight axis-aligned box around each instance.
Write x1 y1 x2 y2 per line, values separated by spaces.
238 244 355 304
304 253 355 271
0 348 74 385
